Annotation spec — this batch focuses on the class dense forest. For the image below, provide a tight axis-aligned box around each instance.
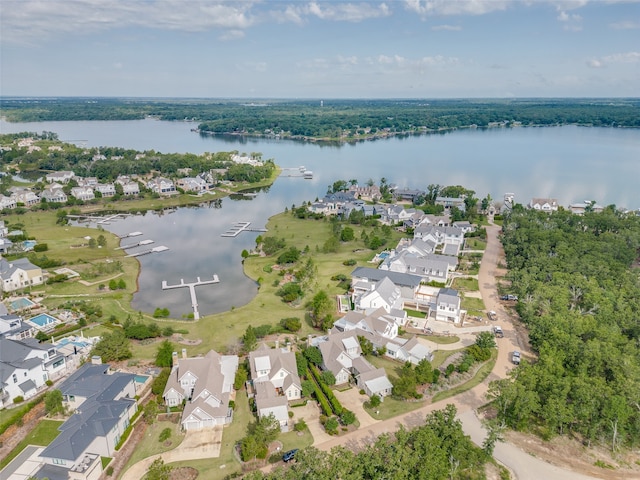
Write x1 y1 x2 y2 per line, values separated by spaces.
242 405 490 480
1 98 638 142
0 132 274 185
489 208 640 450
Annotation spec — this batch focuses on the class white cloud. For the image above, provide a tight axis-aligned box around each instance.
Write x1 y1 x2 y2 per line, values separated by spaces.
219 30 245 41
556 9 582 30
404 0 510 17
1 0 259 44
609 20 640 30
431 24 462 31
587 51 640 68
286 2 392 22
376 53 459 69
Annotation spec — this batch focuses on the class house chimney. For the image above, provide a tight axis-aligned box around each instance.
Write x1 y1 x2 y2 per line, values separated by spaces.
172 352 178 364
91 355 102 365
307 335 312 347
327 329 331 337
181 348 187 359
275 339 279 350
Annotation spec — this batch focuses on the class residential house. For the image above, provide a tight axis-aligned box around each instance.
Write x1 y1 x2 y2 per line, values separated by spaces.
248 344 302 431
163 349 238 430
76 177 98 188
379 251 455 284
0 337 66 407
308 200 339 216
147 177 177 195
70 187 95 202
176 177 209 193
529 197 558 212
315 330 393 399
569 200 605 215
45 171 75 183
452 221 474 234
394 188 425 202
41 183 68 203
0 237 13 254
347 184 382 201
352 277 404 316
0 195 16 210
351 267 422 303
0 313 35 341
10 189 40 206
0 258 44 292
384 336 433 365
334 307 400 338
435 196 466 212
94 183 116 197
37 363 138 479
434 288 463 324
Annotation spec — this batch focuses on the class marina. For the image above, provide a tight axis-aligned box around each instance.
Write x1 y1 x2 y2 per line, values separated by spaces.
125 245 169 257
281 165 313 178
161 275 220 320
221 221 267 237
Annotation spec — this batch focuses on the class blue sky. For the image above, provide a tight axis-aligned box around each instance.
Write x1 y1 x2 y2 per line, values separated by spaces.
1 0 639 98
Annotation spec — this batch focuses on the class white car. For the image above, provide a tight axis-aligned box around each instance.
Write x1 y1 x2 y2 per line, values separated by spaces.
512 351 521 365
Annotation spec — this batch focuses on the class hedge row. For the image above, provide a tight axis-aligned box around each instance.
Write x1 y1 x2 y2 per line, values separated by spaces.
114 408 142 451
310 365 343 416
0 394 44 436
307 369 332 416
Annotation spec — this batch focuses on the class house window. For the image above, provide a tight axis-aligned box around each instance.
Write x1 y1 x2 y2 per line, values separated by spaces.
24 372 28 377
12 374 17 384
53 459 66 465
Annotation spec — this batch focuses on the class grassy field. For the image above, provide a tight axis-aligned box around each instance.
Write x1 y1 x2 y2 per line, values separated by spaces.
465 238 487 250
451 277 479 292
461 295 486 317
0 419 64 470
121 420 186 472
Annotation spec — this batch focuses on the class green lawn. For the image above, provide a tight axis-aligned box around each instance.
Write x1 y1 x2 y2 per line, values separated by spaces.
431 349 463 369
404 309 426 318
363 395 426 421
0 419 63 470
451 277 479 292
461 295 486 317
121 420 186 472
465 238 487 250
422 334 460 345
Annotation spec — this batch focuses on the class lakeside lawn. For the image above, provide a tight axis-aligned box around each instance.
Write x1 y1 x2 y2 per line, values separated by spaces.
0 419 64 470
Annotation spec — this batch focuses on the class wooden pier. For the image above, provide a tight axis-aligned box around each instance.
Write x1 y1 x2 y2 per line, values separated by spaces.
221 222 267 237
66 213 132 224
161 275 220 320
118 231 143 239
126 246 169 257
115 239 154 250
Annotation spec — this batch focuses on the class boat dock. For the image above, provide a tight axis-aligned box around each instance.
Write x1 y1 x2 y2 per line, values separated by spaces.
118 231 143 239
161 275 220 320
221 222 267 237
126 245 169 257
66 213 132 224
280 165 313 178
115 239 154 250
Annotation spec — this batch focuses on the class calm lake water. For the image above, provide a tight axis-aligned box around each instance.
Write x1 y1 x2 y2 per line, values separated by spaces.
1 118 639 317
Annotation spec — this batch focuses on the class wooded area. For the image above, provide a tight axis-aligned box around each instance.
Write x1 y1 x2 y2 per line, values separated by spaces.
2 98 638 142
489 208 640 450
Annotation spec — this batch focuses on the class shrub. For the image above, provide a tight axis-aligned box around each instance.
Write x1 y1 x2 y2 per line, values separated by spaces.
280 317 302 332
340 409 356 426
159 427 172 442
369 394 381 408
106 466 114 476
294 419 307 432
229 400 236 410
325 417 339 434
343 259 357 266
45 379 53 387
288 411 294 418
33 243 48 252
13 396 24 404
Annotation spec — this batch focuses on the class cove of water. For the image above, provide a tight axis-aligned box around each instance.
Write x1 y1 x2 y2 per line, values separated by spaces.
1 118 638 317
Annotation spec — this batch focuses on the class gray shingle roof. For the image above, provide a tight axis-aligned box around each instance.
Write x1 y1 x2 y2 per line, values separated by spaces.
351 267 422 288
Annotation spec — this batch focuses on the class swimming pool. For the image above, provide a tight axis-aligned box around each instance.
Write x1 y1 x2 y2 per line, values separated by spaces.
10 297 35 310
23 240 37 250
134 375 150 383
28 313 59 328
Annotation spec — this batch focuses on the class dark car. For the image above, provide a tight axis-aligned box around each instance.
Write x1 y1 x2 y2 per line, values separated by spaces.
283 449 298 462
499 295 509 300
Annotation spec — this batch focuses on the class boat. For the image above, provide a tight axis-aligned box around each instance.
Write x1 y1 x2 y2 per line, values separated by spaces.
303 170 313 179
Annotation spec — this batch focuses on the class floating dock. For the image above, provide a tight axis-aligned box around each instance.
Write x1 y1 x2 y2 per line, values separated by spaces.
221 222 267 237
115 239 154 250
126 245 169 257
280 165 312 178
118 231 143 239
161 275 220 320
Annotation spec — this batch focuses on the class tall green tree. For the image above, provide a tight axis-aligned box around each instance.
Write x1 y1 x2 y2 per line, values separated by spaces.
155 339 174 367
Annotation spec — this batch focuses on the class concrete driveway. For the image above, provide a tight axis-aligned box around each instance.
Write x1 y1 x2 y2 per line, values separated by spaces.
120 427 222 480
334 387 380 429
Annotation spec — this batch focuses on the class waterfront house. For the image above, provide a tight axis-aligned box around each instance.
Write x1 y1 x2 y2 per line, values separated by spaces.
41 184 68 203
176 177 209 193
0 194 17 210
569 200 605 215
70 187 95 202
436 196 466 212
45 171 75 183
147 177 177 195
163 349 238 430
10 189 40 206
94 183 116 197
0 257 44 293
347 184 382 201
76 177 98 187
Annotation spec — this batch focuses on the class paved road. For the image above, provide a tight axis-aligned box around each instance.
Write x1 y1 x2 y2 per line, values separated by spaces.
313 223 598 480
